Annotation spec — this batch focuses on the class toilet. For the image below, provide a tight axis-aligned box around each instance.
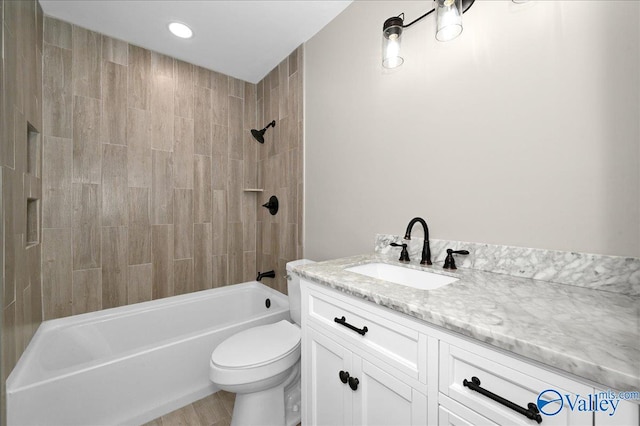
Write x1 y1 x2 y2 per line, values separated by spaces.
209 259 313 426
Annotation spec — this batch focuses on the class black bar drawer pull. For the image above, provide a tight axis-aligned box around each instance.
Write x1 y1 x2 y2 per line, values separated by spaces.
334 316 368 336
463 376 542 424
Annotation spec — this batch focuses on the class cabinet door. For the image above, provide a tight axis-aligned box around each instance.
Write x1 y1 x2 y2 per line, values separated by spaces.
352 357 427 426
304 326 352 426
593 390 639 426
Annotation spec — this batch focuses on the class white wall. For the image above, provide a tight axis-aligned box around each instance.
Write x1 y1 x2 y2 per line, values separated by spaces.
304 1 640 260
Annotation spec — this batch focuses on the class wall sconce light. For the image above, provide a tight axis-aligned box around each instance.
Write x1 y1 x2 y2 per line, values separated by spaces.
382 0 476 69
250 120 276 144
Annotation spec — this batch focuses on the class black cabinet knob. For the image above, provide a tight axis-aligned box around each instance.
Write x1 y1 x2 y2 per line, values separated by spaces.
339 370 349 384
348 376 359 391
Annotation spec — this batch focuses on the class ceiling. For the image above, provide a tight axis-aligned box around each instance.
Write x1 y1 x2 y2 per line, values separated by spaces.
39 0 352 83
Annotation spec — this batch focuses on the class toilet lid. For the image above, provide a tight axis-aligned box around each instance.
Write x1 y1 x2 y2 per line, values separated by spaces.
211 320 301 369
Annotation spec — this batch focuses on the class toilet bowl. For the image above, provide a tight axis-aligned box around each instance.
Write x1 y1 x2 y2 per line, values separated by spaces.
209 260 313 426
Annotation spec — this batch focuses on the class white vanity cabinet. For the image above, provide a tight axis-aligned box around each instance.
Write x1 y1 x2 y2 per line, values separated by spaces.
301 281 428 426
301 279 640 426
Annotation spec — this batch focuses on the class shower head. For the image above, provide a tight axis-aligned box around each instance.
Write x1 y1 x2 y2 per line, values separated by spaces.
251 120 276 144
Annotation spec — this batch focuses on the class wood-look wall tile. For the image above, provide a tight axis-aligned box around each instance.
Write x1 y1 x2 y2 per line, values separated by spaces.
102 226 127 308
243 251 256 283
43 43 72 138
72 268 102 315
243 195 256 252
229 77 244 99
102 144 128 227
194 87 212 156
243 132 257 189
73 95 101 184
152 225 173 299
127 108 152 188
151 51 174 79
285 223 297 261
72 26 101 99
228 222 243 284
174 258 194 295
72 183 101 270
27 244 43 327
212 125 228 190
228 96 243 160
244 82 256 130
102 35 127 66
128 263 152 304
289 73 300 147
150 75 174 151
194 223 212 291
257 79 264 101
175 60 194 119
37 2 45 52
212 255 228 288
128 187 151 265
152 150 174 224
174 188 193 259
44 16 71 49
174 116 194 189
212 190 227 256
3 302 17 380
211 71 228 126
102 61 127 145
42 136 72 228
42 228 72 319
227 160 242 223
128 45 151 110
195 66 212 89
194 155 212 223
278 61 289 120
288 49 298 76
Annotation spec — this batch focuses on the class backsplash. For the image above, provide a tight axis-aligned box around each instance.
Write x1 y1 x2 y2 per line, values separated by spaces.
375 234 640 297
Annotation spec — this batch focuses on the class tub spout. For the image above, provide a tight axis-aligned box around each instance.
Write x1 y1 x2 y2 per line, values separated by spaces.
256 270 276 281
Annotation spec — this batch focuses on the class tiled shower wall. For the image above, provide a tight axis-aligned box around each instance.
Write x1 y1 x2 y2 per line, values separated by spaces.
256 50 304 294
40 16 304 319
1 0 45 421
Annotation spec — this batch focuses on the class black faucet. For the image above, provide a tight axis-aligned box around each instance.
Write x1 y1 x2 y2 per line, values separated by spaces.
443 249 469 270
256 270 275 281
404 217 432 265
390 242 410 262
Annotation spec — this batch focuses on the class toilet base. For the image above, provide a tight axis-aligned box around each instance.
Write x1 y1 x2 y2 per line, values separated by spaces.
230 363 301 426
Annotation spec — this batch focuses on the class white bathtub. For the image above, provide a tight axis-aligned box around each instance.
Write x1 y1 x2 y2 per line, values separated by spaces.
7 282 290 425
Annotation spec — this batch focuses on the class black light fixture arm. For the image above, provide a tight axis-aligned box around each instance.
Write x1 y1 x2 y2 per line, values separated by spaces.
402 9 435 29
389 0 476 30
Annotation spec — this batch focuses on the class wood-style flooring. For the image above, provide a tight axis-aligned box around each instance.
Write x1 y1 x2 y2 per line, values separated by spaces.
143 391 235 426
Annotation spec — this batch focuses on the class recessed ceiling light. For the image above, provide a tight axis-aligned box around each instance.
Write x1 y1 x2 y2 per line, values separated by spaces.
168 22 193 39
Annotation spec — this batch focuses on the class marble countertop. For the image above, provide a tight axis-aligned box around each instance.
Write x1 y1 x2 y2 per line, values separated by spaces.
294 254 640 393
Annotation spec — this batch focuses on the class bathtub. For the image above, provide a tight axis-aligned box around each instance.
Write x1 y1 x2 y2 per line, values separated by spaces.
6 281 290 425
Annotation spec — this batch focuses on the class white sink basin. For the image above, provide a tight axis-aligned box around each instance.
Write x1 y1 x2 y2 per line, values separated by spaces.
345 263 458 290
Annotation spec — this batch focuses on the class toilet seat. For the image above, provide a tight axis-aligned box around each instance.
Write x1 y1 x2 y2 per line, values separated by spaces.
211 320 300 369
210 320 301 387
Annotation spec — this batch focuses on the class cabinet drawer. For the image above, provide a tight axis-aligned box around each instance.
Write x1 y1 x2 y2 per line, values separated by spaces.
439 394 498 426
305 283 425 381
440 341 593 425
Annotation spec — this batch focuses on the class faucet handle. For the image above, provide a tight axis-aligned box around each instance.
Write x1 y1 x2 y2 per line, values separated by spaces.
443 249 469 270
390 243 410 262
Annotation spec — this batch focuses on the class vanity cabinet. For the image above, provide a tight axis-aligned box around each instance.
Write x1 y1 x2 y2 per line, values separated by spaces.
302 281 428 425
305 325 427 425
301 279 639 426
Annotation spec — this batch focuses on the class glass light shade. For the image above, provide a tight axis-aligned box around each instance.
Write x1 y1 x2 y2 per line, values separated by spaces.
382 17 404 69
436 0 463 42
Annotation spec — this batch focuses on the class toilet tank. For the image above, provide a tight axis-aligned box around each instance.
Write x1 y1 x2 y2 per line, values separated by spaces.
285 259 315 326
